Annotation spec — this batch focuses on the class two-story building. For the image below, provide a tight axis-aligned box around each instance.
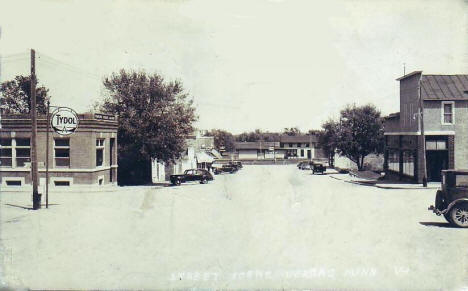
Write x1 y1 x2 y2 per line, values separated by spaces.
384 71 468 182
234 134 326 161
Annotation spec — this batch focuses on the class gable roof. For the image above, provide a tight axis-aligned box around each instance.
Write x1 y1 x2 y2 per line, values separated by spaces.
421 75 468 100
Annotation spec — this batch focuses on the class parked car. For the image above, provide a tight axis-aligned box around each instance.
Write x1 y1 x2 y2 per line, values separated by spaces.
230 161 243 169
214 164 238 175
312 162 326 174
170 169 214 186
429 169 468 227
297 161 311 170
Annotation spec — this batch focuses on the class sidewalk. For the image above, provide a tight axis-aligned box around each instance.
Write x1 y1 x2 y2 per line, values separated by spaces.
329 171 439 190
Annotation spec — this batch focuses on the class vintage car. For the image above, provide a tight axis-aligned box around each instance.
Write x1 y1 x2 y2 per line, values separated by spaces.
429 169 468 227
312 162 327 174
170 169 214 186
230 161 243 169
297 161 311 170
213 164 238 175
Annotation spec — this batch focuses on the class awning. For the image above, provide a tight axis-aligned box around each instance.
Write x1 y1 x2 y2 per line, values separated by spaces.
210 149 223 159
196 151 214 163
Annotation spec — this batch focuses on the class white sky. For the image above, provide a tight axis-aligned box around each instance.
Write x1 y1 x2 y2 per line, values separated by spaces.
1 0 467 133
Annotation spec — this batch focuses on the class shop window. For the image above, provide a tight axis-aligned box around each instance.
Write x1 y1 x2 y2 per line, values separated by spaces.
388 150 399 172
54 138 70 167
15 138 30 167
96 139 105 167
442 102 454 124
0 138 12 167
402 151 414 177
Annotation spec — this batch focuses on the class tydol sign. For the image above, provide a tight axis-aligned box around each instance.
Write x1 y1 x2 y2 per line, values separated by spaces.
50 107 79 135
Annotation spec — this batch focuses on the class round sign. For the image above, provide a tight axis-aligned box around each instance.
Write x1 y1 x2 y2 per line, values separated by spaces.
50 107 79 135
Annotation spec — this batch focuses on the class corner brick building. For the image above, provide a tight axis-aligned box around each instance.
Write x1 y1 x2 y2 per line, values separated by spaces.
0 113 118 188
384 71 468 182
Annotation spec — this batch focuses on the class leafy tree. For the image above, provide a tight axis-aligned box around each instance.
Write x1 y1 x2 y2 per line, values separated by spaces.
318 121 338 167
0 75 49 114
206 129 235 152
97 69 197 185
283 127 301 136
334 104 384 170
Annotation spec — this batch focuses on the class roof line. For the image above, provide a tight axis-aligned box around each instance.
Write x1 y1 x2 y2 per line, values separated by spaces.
396 71 422 81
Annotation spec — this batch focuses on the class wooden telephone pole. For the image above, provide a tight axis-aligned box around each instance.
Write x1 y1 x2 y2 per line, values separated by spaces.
31 49 41 209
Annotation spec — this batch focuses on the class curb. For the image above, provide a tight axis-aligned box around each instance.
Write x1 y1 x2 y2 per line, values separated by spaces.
329 175 438 190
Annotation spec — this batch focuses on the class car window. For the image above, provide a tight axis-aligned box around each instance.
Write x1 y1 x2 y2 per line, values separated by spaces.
456 174 468 187
196 170 205 175
185 170 194 175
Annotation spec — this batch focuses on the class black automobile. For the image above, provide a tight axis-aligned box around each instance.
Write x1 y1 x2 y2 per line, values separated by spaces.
311 162 326 174
214 164 238 175
429 169 468 227
170 169 214 186
230 161 243 169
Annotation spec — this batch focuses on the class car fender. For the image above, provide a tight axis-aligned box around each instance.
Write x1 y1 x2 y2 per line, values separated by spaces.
444 198 468 214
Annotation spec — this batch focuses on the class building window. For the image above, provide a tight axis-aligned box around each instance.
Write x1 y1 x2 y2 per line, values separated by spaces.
15 138 30 167
289 143 293 147
280 143 284 148
442 101 454 124
54 138 70 167
426 140 447 150
402 151 414 177
305 143 310 147
300 149 304 157
297 143 301 148
0 138 12 167
96 139 105 167
388 150 399 172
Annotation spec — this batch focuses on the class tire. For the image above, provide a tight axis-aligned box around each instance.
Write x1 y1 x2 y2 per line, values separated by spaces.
200 178 208 184
448 202 468 228
175 179 181 186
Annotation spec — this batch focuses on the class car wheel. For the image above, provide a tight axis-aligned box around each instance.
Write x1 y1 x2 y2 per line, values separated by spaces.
449 202 468 227
200 178 208 184
175 179 181 186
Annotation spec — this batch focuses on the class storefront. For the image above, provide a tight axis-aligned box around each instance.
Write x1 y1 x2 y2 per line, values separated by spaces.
0 113 118 188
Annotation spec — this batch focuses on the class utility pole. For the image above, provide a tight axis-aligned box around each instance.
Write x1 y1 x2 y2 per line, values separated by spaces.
31 49 41 209
46 100 50 208
419 76 428 187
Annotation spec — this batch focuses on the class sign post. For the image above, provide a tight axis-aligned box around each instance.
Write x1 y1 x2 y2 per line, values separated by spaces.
45 106 79 209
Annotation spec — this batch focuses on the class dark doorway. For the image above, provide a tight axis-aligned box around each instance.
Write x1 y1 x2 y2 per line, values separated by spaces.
426 151 448 182
307 149 311 159
110 138 115 182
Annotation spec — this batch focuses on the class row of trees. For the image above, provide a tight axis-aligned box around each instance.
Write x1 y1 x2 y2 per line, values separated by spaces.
318 104 385 170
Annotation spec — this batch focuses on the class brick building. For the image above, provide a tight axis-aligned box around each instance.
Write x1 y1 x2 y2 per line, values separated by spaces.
0 113 118 188
384 71 468 182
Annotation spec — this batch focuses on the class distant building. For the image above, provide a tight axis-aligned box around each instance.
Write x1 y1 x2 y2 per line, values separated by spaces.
151 131 218 183
234 134 326 161
0 113 118 188
384 71 468 182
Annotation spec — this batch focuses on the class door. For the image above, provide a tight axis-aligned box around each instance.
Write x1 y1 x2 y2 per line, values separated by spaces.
426 151 448 182
109 138 115 182
307 149 311 159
